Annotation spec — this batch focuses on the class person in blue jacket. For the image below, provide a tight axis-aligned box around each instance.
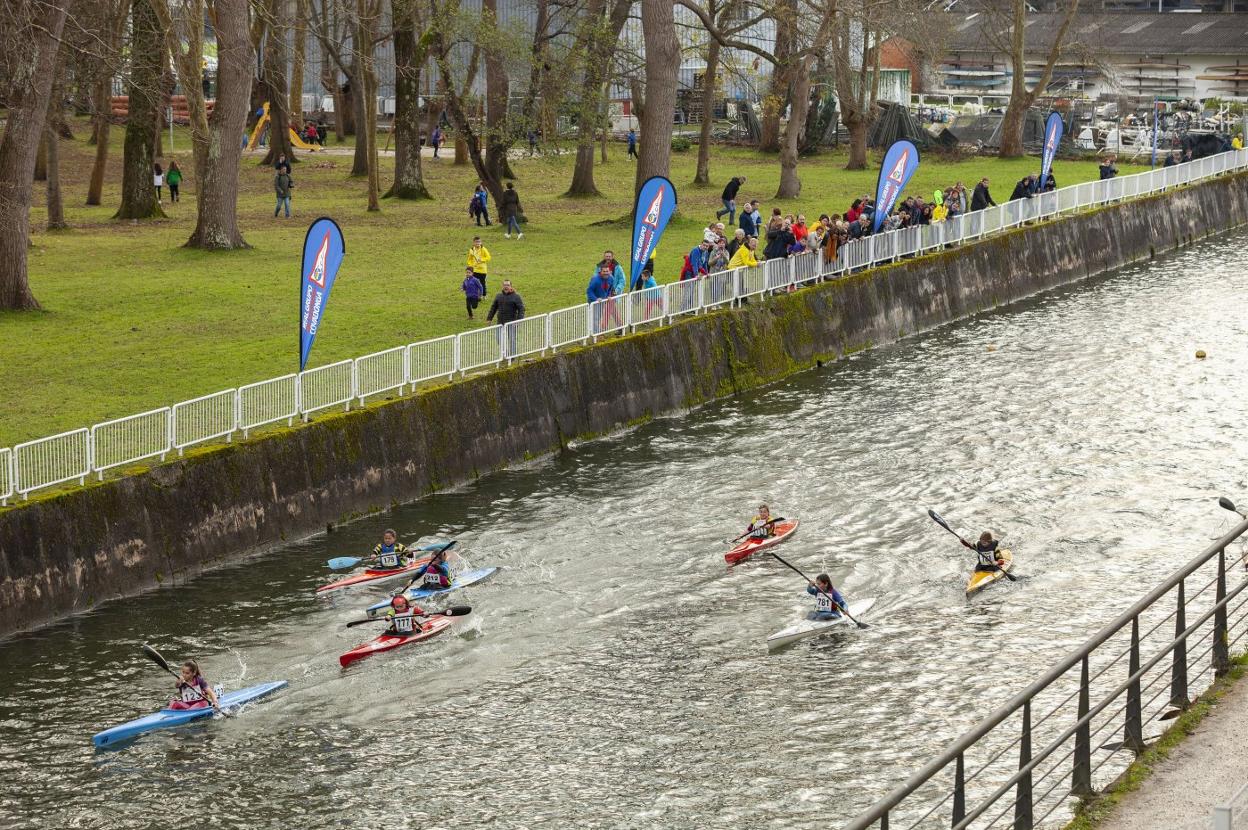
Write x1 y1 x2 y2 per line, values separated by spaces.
807 574 848 621
688 238 711 278
587 266 614 303
594 250 626 297
409 547 453 591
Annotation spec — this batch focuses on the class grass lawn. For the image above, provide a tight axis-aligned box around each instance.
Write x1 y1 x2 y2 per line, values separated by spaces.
2 118 1146 447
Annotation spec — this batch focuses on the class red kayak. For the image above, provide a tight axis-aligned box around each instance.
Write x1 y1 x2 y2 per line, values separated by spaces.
316 556 432 594
339 616 454 667
724 519 800 565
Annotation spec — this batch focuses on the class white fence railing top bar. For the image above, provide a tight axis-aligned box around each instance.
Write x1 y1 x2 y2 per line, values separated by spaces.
4 149 1247 501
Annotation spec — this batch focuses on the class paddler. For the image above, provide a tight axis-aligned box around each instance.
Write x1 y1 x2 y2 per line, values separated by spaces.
169 659 223 711
962 531 1006 573
384 594 427 637
747 504 777 539
807 574 848 621
371 529 410 570
409 547 452 590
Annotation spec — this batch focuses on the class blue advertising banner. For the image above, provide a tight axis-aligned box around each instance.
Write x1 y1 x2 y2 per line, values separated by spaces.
1040 111 1064 187
299 217 346 372
630 176 678 291
872 140 920 233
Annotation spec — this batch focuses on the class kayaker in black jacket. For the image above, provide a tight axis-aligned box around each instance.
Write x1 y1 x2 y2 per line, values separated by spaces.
961 532 1006 572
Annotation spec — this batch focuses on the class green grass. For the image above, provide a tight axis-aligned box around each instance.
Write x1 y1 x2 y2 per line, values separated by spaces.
2 118 1145 446
1062 652 1248 830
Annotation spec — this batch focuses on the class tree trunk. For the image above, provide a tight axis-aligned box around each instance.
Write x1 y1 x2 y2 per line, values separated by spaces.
349 69 369 176
260 0 295 165
46 104 68 229
776 56 814 198
0 0 71 310
87 75 112 205
454 135 469 165
997 0 1077 158
759 0 796 154
845 118 868 169
386 5 431 199
356 0 381 211
185 0 252 248
115 0 166 219
34 138 48 182
341 79 357 136
635 0 679 194
483 0 514 183
567 142 598 196
694 36 721 185
290 7 306 120
325 66 346 141
563 0 631 197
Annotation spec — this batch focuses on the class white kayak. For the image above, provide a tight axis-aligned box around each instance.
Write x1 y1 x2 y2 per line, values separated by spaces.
766 597 877 652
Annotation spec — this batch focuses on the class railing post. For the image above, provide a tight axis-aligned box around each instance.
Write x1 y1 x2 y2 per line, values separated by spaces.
1014 700 1033 830
1126 615 1144 755
1171 578 1190 709
1215 548 1230 678
1072 654 1093 797
952 751 966 827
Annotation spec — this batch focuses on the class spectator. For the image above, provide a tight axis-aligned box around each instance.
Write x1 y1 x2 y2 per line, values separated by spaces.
1233 133 1243 151
688 238 712 277
728 235 759 268
846 198 863 223
707 237 731 272
500 182 523 239
1042 172 1056 192
749 201 762 235
932 187 944 207
274 153 291 176
274 168 292 217
717 175 745 223
713 222 727 242
430 125 442 158
971 177 996 211
953 182 969 214
932 199 948 223
627 128 638 160
587 266 614 303
486 280 525 344
467 236 491 294
528 130 539 157
848 214 871 240
471 183 491 226
166 160 183 203
153 162 164 204
461 267 484 320
1098 156 1118 180
632 264 657 291
1010 174 1036 201
763 216 795 260
596 250 626 297
727 228 746 258
792 214 809 242
739 201 758 238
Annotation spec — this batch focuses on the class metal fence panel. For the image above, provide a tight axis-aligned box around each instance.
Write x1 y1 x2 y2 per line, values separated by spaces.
238 374 298 436
703 270 736 308
91 407 171 476
590 296 627 337
549 304 591 348
738 263 767 297
355 346 407 403
628 285 666 328
458 327 504 373
173 389 238 451
666 279 701 319
0 448 11 505
14 428 90 497
793 251 819 283
299 360 353 417
504 315 549 362
409 335 457 387
764 257 791 291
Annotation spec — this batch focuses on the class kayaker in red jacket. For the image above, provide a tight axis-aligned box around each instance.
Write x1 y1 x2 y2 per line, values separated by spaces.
962 532 1006 572
807 574 848 621
410 548 453 590
169 659 222 711
371 530 410 570
748 505 776 539
384 595 427 637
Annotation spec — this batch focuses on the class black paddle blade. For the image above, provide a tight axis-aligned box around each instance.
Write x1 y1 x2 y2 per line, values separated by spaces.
1219 496 1238 513
855 621 870 629
439 605 472 617
928 509 951 532
1157 709 1183 721
141 643 171 672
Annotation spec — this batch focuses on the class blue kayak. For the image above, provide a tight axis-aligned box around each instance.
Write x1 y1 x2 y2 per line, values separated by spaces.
364 566 499 618
92 680 289 748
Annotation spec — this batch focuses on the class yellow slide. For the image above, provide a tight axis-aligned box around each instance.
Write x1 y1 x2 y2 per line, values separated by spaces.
247 102 321 152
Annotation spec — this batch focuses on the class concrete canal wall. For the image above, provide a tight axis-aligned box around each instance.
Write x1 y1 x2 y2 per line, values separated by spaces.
2 172 1247 637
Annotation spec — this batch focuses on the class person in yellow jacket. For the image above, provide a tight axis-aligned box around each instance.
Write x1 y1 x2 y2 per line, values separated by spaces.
932 202 949 223
467 237 491 294
1233 133 1244 151
728 235 759 269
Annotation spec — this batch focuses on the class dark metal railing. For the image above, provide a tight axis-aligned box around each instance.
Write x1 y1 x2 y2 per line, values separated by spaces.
845 516 1248 830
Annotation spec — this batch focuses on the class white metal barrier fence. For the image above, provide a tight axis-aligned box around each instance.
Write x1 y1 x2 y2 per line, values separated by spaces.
4 149 1245 500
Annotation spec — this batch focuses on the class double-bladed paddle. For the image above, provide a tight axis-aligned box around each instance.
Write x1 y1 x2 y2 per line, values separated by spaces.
345 605 473 628
1220 497 1246 518
327 540 457 571
766 551 869 629
928 509 1017 582
728 517 787 545
394 542 460 595
141 643 229 717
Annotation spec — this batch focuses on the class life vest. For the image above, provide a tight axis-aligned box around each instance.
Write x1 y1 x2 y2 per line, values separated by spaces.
390 611 419 635
374 542 406 569
749 516 773 539
815 591 837 614
422 562 450 588
975 540 1001 568
176 677 209 705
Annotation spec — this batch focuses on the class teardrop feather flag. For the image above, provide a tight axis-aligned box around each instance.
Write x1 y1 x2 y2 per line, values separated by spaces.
299 217 346 371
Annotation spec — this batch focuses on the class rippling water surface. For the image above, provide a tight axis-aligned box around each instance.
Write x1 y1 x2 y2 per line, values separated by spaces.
3 231 1248 829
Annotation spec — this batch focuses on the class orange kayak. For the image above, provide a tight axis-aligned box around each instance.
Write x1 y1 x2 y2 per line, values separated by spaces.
315 556 432 594
724 519 800 565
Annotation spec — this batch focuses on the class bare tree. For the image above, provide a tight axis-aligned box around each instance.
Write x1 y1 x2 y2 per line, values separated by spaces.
634 0 679 195
387 0 432 199
290 6 306 120
565 0 631 197
685 0 763 184
0 0 73 310
777 4 834 197
114 0 167 219
355 0 382 209
83 0 131 205
45 74 69 229
258 0 296 165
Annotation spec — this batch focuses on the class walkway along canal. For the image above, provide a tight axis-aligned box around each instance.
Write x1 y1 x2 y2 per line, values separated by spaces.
2 229 1247 828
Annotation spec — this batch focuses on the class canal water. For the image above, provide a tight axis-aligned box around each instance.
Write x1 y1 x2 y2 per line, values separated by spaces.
3 230 1248 829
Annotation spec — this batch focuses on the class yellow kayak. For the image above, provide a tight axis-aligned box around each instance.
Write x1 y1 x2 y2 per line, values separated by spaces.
965 549 1014 596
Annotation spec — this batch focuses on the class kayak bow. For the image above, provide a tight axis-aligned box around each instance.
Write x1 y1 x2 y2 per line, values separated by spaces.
725 519 800 565
766 598 877 652
966 549 1014 596
92 681 288 748
339 616 455 668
